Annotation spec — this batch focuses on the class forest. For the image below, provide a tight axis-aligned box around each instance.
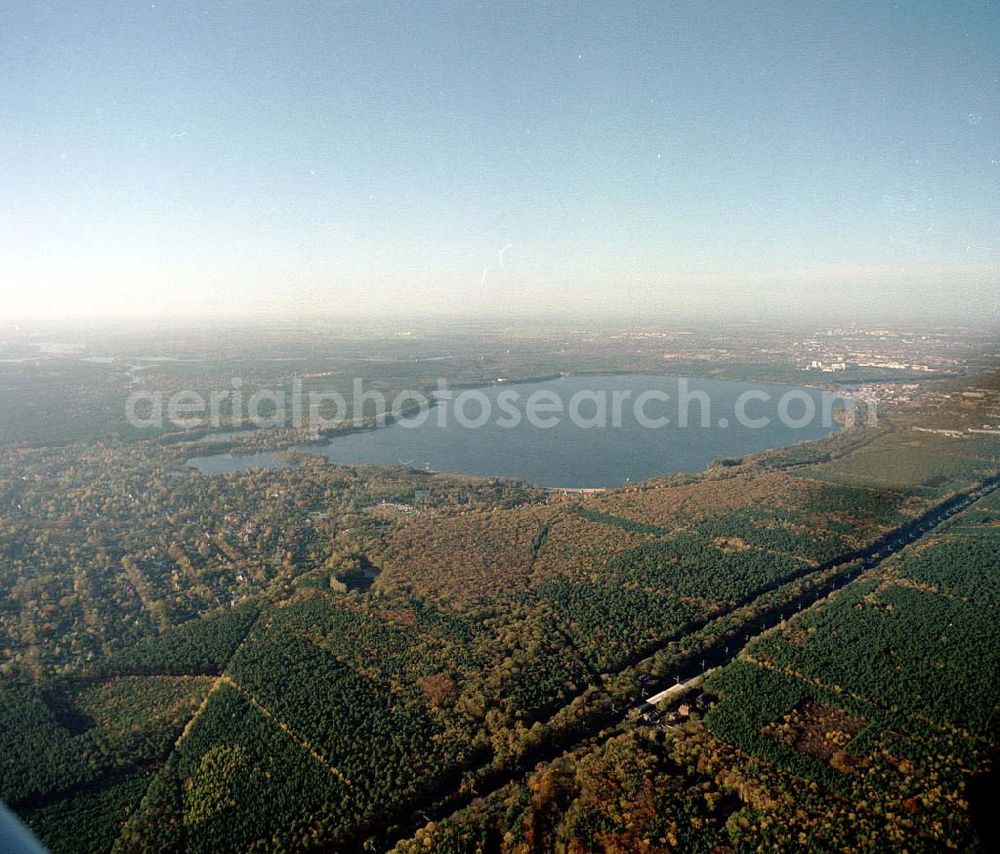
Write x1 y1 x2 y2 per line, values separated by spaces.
390 491 1000 853
0 367 997 851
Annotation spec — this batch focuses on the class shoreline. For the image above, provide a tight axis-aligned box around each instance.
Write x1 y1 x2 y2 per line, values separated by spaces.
181 367 858 449
178 369 865 484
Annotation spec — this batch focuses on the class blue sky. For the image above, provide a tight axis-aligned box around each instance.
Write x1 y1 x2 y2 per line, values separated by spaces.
2 1 997 320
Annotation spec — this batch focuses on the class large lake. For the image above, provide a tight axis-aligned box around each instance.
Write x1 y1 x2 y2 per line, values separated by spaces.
188 375 845 487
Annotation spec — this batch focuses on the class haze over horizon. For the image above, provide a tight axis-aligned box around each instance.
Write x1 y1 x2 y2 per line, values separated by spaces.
3 1 998 323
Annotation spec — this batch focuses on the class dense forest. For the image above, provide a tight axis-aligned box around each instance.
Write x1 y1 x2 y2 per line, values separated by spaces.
1 369 998 851
392 491 1000 852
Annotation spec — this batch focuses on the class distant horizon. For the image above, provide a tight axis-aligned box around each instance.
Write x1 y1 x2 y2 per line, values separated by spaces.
2 302 999 333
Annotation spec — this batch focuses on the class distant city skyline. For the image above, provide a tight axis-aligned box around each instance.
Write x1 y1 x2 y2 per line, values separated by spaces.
2 1 998 322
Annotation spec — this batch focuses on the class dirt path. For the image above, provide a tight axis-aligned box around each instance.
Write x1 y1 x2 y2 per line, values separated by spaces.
121 556 169 633
221 675 351 786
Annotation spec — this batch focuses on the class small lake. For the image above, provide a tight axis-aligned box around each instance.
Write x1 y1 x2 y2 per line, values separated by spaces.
187 375 846 487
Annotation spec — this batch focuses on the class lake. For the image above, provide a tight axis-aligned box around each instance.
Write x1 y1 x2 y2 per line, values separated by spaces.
187 375 846 487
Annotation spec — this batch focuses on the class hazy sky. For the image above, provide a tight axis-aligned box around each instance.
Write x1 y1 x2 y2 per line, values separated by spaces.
2 1 998 321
